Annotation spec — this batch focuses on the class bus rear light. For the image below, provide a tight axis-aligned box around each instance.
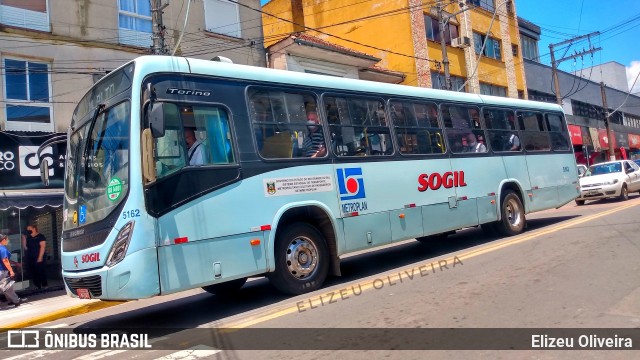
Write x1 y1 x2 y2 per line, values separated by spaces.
250 239 261 246
174 237 188 244
106 221 135 268
260 225 271 231
344 212 359 217
488 192 495 196
404 203 416 208
458 196 468 201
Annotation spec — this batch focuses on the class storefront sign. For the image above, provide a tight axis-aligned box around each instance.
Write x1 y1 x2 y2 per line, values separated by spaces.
568 125 583 145
628 134 640 149
0 131 66 190
615 131 629 148
597 129 617 150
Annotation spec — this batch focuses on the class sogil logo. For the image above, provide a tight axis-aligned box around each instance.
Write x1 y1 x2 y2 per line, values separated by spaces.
19 146 54 177
337 167 366 201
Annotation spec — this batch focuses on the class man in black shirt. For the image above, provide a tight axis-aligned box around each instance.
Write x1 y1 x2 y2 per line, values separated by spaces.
22 225 48 290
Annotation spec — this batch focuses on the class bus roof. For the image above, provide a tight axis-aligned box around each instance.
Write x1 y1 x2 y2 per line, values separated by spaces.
131 55 562 113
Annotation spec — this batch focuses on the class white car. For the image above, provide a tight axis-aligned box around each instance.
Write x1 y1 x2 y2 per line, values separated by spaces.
576 160 640 205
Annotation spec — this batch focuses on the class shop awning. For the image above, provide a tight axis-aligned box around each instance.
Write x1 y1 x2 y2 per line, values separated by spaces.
0 191 64 210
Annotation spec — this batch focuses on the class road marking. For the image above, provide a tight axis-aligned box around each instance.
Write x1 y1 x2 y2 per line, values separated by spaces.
2 350 64 360
154 345 221 359
73 350 128 360
223 199 640 329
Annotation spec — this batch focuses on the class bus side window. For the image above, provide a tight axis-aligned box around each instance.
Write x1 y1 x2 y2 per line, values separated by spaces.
328 96 392 156
442 104 483 154
392 101 444 155
484 108 520 153
518 111 550 151
546 113 570 151
154 103 187 177
249 88 323 159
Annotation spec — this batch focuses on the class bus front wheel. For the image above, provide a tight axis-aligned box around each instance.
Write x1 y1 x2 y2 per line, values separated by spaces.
202 277 247 296
268 222 329 295
495 190 526 236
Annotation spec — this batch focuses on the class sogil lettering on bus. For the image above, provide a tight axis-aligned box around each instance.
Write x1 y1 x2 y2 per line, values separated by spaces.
81 252 100 263
337 168 366 201
106 177 123 201
417 171 467 192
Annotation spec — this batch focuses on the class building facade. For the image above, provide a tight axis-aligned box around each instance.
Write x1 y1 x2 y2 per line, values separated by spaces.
518 19 640 165
262 0 527 97
0 0 266 291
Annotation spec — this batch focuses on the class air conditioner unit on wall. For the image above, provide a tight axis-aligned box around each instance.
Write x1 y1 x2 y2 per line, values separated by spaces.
451 36 471 48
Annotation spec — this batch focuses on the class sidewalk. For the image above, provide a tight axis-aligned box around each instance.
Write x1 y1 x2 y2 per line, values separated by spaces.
1 284 124 329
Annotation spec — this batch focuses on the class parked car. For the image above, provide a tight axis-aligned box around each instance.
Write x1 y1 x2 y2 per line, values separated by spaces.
577 164 588 177
576 160 640 205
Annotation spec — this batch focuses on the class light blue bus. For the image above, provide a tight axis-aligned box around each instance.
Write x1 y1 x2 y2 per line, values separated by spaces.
56 56 579 300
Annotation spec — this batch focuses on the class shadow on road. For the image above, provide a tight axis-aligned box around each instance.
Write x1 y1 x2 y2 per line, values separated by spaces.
76 215 579 332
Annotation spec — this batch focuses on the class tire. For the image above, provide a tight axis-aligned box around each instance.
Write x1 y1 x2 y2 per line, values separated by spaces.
618 184 629 201
416 232 449 243
201 277 247 296
268 222 329 295
575 199 585 206
495 190 526 236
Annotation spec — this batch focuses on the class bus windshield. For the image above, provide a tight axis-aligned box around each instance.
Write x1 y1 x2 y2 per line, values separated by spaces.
64 101 131 229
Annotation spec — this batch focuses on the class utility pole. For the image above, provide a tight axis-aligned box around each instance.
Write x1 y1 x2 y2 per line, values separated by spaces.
151 0 169 55
436 1 469 91
600 82 616 161
549 31 601 106
437 0 451 90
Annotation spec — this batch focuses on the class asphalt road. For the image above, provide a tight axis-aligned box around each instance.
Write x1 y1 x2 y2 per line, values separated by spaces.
3 195 640 360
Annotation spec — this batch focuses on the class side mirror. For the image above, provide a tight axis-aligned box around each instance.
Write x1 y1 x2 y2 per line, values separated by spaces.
148 102 166 138
40 160 50 187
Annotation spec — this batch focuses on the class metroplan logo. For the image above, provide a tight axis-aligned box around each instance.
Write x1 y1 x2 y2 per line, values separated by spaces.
336 167 366 201
19 145 54 177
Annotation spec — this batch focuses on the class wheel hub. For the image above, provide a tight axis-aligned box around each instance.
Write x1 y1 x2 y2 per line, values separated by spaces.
285 237 318 279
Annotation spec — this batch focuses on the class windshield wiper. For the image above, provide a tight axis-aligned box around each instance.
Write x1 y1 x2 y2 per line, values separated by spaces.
83 103 105 162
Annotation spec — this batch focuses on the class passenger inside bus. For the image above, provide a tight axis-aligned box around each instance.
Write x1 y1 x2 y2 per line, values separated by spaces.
301 111 326 157
464 132 487 153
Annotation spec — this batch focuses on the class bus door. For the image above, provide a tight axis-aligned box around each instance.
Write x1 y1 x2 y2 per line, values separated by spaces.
432 104 483 232
518 111 560 212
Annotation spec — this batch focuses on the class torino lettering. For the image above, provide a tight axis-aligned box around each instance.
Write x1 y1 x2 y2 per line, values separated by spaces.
417 171 467 192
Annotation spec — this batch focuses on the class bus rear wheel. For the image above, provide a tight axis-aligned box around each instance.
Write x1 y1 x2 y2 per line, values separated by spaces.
495 190 526 236
268 222 329 295
201 277 247 296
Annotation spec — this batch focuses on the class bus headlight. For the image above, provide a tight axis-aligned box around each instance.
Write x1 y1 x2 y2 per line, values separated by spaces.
106 221 134 267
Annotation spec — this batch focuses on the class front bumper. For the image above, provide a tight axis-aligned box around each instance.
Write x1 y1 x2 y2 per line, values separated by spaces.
577 183 622 201
62 247 160 300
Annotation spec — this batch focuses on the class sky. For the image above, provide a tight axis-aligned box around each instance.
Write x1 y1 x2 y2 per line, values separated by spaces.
259 0 640 93
517 0 640 94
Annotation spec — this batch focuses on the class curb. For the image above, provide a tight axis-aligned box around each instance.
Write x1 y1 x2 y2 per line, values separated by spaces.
4 300 127 329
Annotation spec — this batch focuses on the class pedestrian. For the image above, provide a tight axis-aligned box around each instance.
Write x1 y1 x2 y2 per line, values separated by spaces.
24 225 48 291
0 234 26 307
